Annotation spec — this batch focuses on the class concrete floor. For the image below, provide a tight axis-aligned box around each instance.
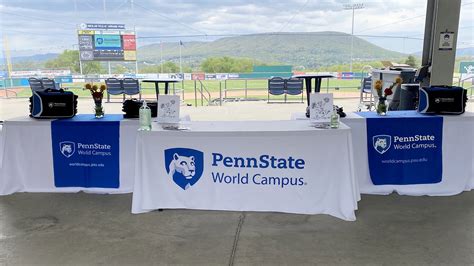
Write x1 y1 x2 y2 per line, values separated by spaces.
1 98 474 264
1 193 474 264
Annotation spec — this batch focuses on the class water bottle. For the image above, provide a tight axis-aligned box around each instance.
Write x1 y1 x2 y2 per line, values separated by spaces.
139 100 152 131
330 107 340 129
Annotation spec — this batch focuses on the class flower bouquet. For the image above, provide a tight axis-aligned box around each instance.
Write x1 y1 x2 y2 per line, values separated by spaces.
85 83 107 118
374 77 402 116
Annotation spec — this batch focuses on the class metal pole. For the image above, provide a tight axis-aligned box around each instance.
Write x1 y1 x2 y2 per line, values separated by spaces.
201 82 203 106
79 60 83 75
160 41 164 73
179 42 183 76
131 0 138 76
350 7 354 73
194 80 197 107
245 79 248 99
103 0 107 21
344 3 364 73
422 0 436 67
225 79 227 99
219 81 222 106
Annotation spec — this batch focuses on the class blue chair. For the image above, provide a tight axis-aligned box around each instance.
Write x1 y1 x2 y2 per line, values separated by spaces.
359 76 374 111
41 78 58 90
268 77 286 103
122 78 141 100
285 78 304 103
105 78 124 102
28 78 44 92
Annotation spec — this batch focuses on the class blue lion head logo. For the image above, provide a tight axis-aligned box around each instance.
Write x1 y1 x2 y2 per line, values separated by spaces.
59 141 76 158
373 135 392 155
165 148 204 190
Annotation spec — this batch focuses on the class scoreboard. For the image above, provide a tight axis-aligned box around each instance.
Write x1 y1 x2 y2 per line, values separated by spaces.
77 24 136 61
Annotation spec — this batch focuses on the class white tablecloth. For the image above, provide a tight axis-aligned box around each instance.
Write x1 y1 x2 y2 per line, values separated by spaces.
0 117 138 195
0 115 191 195
292 112 474 195
344 112 474 196
132 120 360 221
0 124 4 169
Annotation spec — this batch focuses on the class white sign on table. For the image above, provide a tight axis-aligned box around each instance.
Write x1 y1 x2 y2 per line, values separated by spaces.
157 95 180 124
309 93 333 122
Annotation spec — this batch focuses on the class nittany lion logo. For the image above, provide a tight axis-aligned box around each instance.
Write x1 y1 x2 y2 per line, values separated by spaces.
59 141 76 158
373 135 392 154
165 148 204 190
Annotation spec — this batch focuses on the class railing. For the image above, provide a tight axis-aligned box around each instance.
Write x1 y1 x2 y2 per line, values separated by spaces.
218 78 361 105
194 80 212 107
0 79 21 98
458 76 474 99
223 78 268 101
170 81 185 101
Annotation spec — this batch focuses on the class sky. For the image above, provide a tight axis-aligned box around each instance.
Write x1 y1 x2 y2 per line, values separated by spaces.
0 0 473 57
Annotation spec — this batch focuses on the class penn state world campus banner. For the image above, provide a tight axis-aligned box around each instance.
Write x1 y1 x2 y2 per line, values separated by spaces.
357 111 443 185
51 115 121 188
132 121 360 221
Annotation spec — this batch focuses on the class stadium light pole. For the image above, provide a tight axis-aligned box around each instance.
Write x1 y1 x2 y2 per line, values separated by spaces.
344 3 365 73
73 44 83 75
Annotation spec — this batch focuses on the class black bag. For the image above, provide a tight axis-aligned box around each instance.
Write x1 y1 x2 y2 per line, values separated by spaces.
122 99 158 118
418 86 468 115
29 89 78 118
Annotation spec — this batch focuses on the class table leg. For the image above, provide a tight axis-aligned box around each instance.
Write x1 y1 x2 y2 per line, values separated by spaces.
315 78 322 93
155 82 160 103
305 78 312 106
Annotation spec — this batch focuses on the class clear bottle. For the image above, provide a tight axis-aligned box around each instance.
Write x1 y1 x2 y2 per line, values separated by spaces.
139 100 152 131
330 107 340 129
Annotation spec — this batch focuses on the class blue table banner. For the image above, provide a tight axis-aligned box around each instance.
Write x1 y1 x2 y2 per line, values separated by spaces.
357 111 443 185
51 114 122 188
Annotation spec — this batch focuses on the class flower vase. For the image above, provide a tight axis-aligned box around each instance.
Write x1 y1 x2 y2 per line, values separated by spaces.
94 101 104 118
376 97 387 116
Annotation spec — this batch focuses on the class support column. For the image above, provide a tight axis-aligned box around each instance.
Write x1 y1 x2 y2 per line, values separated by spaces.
424 0 462 86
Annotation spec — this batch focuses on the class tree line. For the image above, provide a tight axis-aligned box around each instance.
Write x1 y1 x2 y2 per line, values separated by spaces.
39 50 419 74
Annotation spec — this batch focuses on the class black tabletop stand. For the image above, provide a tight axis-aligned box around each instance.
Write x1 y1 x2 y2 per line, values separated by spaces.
292 75 334 117
142 79 180 103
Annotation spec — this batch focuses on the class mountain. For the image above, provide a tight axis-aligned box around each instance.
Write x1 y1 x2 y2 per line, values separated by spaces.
6 53 59 63
138 32 406 69
413 47 474 57
456 47 474 57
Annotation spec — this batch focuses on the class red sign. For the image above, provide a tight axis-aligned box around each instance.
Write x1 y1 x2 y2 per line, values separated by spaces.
192 73 205 80
122 35 136 50
292 71 305 76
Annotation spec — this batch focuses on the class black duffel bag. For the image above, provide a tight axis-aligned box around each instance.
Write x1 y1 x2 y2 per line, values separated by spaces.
29 89 78 118
122 99 158 118
418 86 468 115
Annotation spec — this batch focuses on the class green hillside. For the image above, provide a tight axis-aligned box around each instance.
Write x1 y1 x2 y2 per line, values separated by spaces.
138 32 405 69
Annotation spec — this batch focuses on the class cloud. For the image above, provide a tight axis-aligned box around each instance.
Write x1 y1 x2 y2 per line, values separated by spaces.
0 0 472 56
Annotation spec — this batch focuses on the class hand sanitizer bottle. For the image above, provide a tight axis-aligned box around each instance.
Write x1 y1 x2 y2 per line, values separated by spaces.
139 100 152 131
330 107 340 129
